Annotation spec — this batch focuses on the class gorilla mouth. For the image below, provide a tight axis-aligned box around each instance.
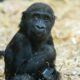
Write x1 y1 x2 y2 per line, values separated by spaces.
31 29 46 38
31 26 46 37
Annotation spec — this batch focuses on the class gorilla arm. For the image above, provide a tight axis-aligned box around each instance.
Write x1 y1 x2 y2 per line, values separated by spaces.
4 33 32 79
17 44 56 74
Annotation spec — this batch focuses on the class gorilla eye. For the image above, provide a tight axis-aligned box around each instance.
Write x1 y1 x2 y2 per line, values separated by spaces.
43 15 50 21
32 13 39 19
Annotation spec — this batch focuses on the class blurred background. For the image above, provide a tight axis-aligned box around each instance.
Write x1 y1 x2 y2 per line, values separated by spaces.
0 0 80 80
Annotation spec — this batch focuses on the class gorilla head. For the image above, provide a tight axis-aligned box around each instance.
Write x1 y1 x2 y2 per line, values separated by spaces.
19 3 55 41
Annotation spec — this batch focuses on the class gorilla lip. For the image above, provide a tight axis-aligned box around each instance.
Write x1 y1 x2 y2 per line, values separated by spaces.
32 26 46 36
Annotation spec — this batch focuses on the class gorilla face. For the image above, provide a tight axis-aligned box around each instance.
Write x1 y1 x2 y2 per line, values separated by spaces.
28 12 53 38
20 3 55 40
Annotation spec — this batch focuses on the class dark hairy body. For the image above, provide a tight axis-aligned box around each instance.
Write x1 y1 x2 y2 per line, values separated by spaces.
4 3 60 80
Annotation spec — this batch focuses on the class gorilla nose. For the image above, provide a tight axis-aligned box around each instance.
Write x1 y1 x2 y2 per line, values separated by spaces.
36 25 45 29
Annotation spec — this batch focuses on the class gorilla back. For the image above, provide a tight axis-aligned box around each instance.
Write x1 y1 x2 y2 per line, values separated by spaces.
4 2 60 80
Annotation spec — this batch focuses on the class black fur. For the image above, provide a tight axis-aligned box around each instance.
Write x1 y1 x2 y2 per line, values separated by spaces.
4 3 60 80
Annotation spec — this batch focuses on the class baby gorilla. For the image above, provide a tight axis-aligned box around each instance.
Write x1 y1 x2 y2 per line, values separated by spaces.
4 2 60 80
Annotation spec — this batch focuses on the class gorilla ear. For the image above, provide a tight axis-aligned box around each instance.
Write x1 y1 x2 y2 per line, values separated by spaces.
54 15 57 20
21 11 30 20
52 15 56 20
19 11 27 29
21 11 26 20
54 15 56 21
52 15 56 26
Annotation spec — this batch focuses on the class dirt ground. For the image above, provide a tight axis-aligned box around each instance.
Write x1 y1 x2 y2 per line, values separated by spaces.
0 0 80 80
